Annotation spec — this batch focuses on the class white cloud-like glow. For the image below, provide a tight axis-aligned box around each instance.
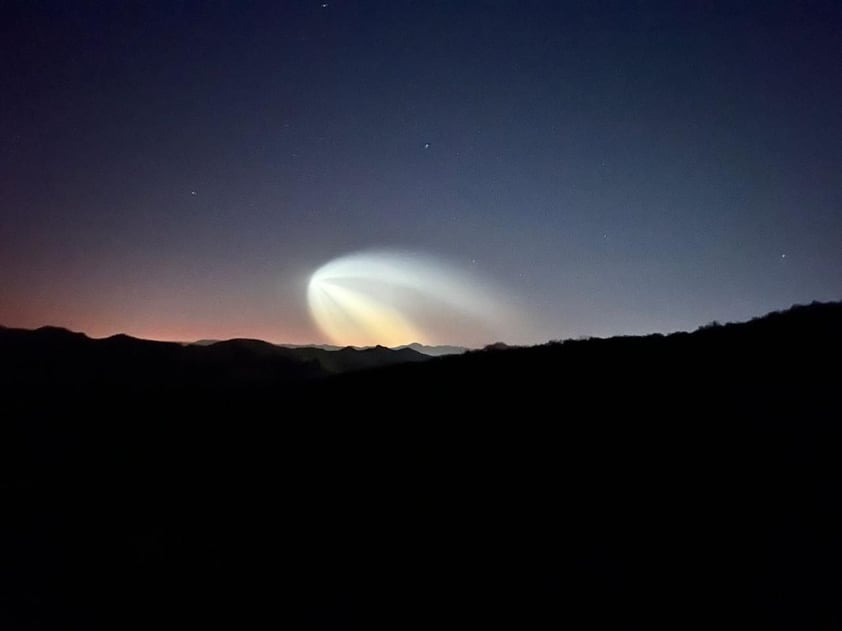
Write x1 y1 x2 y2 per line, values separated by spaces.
307 250 513 347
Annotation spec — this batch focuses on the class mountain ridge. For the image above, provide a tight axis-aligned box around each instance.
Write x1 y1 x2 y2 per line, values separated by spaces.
2 299 840 629
2 300 839 388
0 325 430 385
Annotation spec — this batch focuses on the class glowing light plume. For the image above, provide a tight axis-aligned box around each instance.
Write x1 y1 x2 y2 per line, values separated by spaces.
307 250 511 347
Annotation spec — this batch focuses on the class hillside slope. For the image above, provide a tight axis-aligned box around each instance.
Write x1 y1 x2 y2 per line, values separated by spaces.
2 301 840 630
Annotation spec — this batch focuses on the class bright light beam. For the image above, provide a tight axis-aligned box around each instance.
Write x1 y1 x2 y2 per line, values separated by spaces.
307 250 512 347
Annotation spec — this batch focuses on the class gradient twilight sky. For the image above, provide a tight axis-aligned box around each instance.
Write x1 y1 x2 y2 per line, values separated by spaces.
1 1 840 345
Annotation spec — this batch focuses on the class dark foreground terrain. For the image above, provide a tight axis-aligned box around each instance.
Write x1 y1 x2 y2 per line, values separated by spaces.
2 302 840 629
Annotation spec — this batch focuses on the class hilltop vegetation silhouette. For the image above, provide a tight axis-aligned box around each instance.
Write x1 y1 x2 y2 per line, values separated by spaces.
2 301 840 629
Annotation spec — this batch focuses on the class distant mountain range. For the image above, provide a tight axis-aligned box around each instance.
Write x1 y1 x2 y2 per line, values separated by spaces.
192 339 467 356
0 326 430 386
4 301 839 391
392 342 467 356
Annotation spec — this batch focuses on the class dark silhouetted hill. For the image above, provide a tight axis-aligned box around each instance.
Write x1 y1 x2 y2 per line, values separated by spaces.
1 301 840 630
0 327 429 388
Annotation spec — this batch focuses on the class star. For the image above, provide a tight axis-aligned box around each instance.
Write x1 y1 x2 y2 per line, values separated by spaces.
191 190 197 196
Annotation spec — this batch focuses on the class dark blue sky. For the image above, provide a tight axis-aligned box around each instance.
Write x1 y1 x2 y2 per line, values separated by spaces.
2 1 840 343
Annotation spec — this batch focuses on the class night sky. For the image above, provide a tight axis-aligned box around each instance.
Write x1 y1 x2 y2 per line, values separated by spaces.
2 1 840 345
